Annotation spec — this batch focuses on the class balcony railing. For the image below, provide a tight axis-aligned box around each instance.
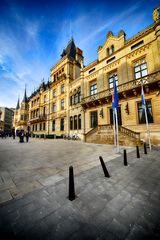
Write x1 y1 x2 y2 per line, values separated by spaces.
29 114 47 123
81 71 160 105
17 120 28 126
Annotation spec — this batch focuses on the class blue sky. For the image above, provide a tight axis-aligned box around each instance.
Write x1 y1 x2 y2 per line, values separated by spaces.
0 0 158 108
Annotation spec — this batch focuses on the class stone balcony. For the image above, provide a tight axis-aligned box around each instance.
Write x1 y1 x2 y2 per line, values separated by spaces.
29 114 47 123
17 120 28 126
81 70 160 109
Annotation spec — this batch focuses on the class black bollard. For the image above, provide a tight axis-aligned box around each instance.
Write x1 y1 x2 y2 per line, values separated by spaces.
144 142 147 154
136 146 140 158
68 166 76 201
99 156 110 178
124 149 128 166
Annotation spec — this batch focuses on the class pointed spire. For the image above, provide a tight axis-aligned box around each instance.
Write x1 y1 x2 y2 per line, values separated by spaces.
22 85 27 102
65 37 76 59
16 97 20 110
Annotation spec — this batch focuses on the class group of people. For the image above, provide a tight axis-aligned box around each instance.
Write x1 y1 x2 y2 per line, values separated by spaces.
0 129 30 143
18 130 30 143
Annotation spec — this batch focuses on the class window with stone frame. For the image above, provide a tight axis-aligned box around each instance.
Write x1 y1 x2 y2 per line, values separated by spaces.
74 115 77 130
138 100 153 124
43 107 46 116
108 72 118 89
70 116 73 130
52 120 55 131
61 99 64 110
78 114 81 129
90 83 97 96
90 111 98 128
107 48 110 56
53 89 56 98
111 45 115 53
53 103 56 113
74 93 78 104
134 59 148 79
60 118 64 131
78 91 81 102
61 84 65 93
43 122 46 130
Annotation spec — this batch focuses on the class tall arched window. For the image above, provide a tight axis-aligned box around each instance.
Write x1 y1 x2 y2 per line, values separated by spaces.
70 116 73 130
74 115 77 130
78 114 81 129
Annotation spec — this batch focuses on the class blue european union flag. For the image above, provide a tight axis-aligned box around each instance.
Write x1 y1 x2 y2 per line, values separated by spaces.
141 86 146 110
112 79 118 110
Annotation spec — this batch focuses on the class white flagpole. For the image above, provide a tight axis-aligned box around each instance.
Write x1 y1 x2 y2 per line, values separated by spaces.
115 108 119 152
144 104 152 150
141 85 151 150
113 109 116 146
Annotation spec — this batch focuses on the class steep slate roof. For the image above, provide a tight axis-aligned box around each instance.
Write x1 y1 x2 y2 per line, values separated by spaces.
61 38 76 59
16 98 20 109
22 86 27 103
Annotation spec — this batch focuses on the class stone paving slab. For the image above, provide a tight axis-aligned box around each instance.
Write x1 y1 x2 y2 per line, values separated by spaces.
0 143 160 239
0 138 130 203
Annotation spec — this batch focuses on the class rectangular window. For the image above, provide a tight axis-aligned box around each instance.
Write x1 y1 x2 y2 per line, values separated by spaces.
88 68 95 74
61 99 64 110
70 96 72 106
60 118 64 131
53 103 56 112
44 95 46 103
33 125 34 131
35 124 37 131
108 73 118 89
78 114 81 129
78 91 81 103
53 89 56 97
134 59 148 79
43 107 46 116
74 93 78 104
61 84 65 93
138 100 153 124
70 116 73 130
90 83 97 96
72 96 74 105
40 123 42 131
21 115 23 121
52 120 55 131
74 115 77 130
90 111 98 128
43 122 46 130
107 56 115 64
131 40 144 50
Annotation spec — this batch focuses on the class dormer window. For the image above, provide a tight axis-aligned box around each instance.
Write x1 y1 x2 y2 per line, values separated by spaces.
107 48 110 56
111 45 115 53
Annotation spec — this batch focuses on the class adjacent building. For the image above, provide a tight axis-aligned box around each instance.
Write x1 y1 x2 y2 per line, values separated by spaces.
13 6 160 145
0 107 14 131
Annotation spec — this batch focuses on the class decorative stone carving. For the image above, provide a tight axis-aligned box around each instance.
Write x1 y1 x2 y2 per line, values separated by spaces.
153 6 160 22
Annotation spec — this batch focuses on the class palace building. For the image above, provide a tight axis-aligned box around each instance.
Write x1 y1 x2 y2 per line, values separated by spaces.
14 6 160 145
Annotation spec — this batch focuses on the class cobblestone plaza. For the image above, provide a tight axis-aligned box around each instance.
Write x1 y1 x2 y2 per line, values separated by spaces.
0 138 160 239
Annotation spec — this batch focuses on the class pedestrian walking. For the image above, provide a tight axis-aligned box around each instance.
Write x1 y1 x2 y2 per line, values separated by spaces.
26 132 29 142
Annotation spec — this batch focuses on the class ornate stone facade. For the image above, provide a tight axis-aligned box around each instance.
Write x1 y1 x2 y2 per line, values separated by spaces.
14 6 160 145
